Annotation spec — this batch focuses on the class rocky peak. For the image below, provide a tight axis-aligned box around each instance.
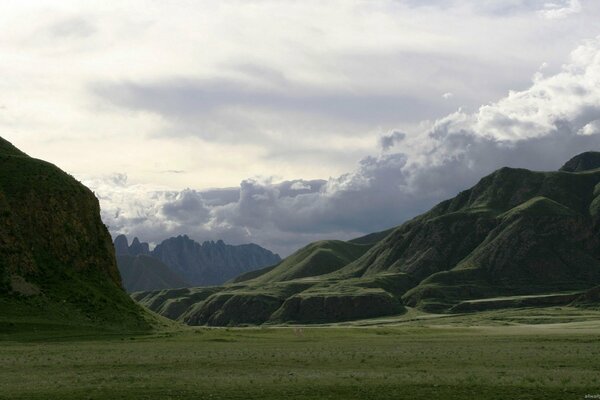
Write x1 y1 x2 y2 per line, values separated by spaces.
114 234 130 256
129 237 150 256
113 235 150 256
151 235 281 286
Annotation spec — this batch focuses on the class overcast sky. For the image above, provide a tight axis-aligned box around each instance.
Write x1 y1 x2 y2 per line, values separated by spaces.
3 1 600 255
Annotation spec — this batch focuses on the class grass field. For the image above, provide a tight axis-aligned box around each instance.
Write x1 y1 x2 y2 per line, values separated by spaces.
2 307 600 399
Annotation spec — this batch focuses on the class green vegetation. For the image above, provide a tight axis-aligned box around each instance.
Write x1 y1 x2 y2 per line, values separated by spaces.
0 137 153 332
240 240 373 284
2 308 600 399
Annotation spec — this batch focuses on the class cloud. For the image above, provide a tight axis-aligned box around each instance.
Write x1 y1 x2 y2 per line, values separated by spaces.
426 37 600 142
89 36 600 256
539 0 582 19
402 0 584 18
379 131 407 151
93 77 440 137
46 16 96 38
160 189 211 225
4 0 599 193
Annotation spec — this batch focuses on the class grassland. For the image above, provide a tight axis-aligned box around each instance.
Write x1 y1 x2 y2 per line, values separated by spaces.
2 307 600 400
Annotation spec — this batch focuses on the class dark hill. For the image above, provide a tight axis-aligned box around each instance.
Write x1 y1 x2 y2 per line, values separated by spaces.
0 137 152 335
134 153 600 325
559 151 600 172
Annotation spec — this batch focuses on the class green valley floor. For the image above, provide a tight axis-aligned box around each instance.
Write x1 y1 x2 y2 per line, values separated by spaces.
2 307 600 400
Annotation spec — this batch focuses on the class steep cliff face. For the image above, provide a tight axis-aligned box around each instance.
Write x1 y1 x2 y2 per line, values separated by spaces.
0 137 151 333
135 152 600 325
151 235 281 286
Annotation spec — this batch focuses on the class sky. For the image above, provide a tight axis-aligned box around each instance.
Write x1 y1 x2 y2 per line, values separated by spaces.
2 0 600 255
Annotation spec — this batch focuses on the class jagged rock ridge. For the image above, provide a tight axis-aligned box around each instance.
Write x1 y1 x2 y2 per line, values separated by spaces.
113 234 281 289
151 235 282 286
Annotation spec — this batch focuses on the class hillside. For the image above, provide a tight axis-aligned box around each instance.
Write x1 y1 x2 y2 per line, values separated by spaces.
134 151 600 325
0 137 152 334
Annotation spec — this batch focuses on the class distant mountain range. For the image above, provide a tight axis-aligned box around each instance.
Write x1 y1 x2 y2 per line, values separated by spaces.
0 137 151 333
114 234 281 292
135 152 600 326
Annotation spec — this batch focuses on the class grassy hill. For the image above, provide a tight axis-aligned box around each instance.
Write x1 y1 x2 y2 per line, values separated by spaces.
135 151 600 325
0 137 153 336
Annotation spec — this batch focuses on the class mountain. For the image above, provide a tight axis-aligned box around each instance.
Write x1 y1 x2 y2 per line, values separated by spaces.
113 235 191 292
150 235 281 286
559 151 600 172
0 137 152 335
134 152 600 325
117 254 191 293
114 234 150 256
113 234 281 290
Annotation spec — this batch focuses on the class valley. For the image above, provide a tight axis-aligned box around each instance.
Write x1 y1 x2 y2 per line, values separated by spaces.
2 308 600 400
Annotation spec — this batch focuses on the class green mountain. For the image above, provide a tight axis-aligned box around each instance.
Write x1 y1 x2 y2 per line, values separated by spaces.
134 152 600 325
0 137 152 335
117 254 191 292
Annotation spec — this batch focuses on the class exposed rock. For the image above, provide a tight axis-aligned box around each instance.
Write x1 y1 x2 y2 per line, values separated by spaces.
114 234 130 256
151 235 281 286
129 237 150 256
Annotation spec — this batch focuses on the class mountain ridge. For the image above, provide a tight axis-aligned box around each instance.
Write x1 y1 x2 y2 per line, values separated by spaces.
114 234 281 289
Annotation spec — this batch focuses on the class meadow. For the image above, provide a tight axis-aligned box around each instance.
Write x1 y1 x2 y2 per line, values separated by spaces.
2 307 600 399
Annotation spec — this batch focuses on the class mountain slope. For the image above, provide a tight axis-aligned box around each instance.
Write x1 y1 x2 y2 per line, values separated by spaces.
235 240 372 284
342 165 600 311
0 137 152 335
134 152 600 325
